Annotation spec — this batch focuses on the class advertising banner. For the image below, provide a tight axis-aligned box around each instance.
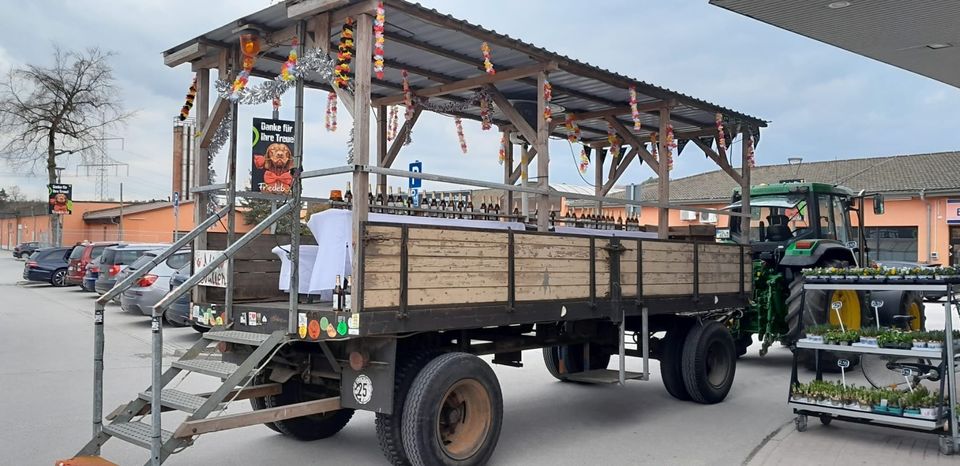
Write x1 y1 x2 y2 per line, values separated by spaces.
194 250 228 288
48 183 72 215
251 118 296 194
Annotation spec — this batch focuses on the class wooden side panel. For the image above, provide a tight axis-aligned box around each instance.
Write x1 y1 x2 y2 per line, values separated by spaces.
205 232 317 303
641 242 695 296
513 234 610 302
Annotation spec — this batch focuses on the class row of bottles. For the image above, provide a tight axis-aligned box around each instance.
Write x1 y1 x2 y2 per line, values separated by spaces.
555 211 644 231
341 183 510 219
332 273 352 311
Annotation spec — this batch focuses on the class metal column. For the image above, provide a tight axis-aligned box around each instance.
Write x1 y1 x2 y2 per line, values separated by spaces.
224 98 239 320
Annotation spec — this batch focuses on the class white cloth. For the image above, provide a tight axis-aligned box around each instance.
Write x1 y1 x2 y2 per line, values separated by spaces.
272 245 320 295
554 226 658 239
306 209 525 293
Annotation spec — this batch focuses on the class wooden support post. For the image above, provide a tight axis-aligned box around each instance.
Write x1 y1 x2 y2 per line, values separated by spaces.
382 106 421 168
352 13 373 313
536 72 550 231
594 149 606 216
657 107 670 239
740 129 751 245
376 105 388 199
520 144 529 219
192 68 210 306
502 131 514 213
509 147 536 185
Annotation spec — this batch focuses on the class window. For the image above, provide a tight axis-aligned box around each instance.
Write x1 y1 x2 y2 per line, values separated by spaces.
817 196 835 240
91 245 109 260
832 196 850 243
853 227 918 262
166 252 190 270
69 246 85 260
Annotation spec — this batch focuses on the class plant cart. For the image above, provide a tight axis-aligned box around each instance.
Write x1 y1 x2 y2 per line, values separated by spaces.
789 280 960 454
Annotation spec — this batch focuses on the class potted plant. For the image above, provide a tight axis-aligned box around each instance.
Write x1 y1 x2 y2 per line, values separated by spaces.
917 267 936 284
927 330 945 350
802 267 824 283
903 388 923 416
887 392 904 416
859 327 880 347
877 330 899 349
920 393 940 419
857 389 873 412
913 331 929 350
803 324 831 344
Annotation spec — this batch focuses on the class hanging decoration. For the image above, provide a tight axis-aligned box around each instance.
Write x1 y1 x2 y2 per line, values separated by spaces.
481 42 495 75
607 123 621 158
401 69 415 120
416 89 489 114
335 18 355 89
578 146 590 174
455 116 467 153
346 124 355 163
629 85 641 131
665 124 677 171
215 47 337 105
564 114 580 143
179 75 197 121
207 108 233 156
649 132 658 158
325 92 338 132
715 113 727 151
479 94 492 130
272 96 281 113
230 33 261 100
373 2 386 79
387 105 399 141
281 38 299 82
747 133 756 168
498 132 508 165
543 76 553 123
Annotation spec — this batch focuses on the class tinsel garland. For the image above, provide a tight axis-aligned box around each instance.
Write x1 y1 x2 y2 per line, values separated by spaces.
481 42 495 75
281 38 299 82
373 2 386 79
179 75 197 121
206 107 233 156
715 113 726 151
747 134 756 168
346 125 355 164
564 114 580 143
402 69 415 121
335 18 355 89
479 95 492 130
325 92 338 132
455 116 467 153
214 47 337 105
578 146 590 174
498 131 507 165
387 105 399 140
543 77 553 123
607 123 621 158
417 89 489 114
629 85 641 131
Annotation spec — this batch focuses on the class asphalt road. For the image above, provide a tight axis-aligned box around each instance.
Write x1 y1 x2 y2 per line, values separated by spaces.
0 254 952 465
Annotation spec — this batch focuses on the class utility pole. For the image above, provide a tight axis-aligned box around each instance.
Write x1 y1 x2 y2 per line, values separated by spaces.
118 183 124 242
53 166 65 247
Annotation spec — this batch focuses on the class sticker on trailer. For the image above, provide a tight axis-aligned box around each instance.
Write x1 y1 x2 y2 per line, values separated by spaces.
308 320 321 340
348 313 360 335
248 312 258 326
240 313 247 325
298 313 308 339
353 374 373 405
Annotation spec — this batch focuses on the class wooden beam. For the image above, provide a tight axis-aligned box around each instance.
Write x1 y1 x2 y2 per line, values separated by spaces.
536 71 550 231
352 13 373 313
594 149 606 215
657 107 671 239
568 101 668 122
601 146 637 196
330 0 378 25
192 68 210 306
198 98 229 149
503 133 514 211
287 0 350 19
691 137 742 186
486 85 538 147
175 397 342 438
382 106 422 168
604 116 660 173
191 53 220 72
312 13 355 118
508 147 537 184
376 104 388 198
740 130 752 245
372 62 557 107
164 42 206 68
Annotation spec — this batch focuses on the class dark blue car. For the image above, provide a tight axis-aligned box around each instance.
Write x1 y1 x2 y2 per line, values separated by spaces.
22 247 73 286
166 265 191 326
81 257 101 292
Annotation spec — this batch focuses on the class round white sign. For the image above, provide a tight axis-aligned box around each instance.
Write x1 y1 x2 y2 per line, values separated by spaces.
353 374 373 405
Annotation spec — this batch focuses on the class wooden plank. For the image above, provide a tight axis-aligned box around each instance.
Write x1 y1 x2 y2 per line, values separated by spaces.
368 242 508 258
164 42 206 67
408 228 508 244
486 84 538 146
514 234 591 247
372 62 557 106
536 70 550 232
367 256 509 273
604 116 661 174
700 283 742 294
287 0 350 18
643 283 694 296
382 106 421 168
407 287 507 306
198 98 229 149
657 106 670 239
641 241 695 252
691 137 743 186
363 271 608 290
514 258 605 273
516 285 604 301
174 397 341 438
233 261 281 273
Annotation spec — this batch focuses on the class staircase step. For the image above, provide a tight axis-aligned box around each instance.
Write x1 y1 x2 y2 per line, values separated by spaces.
203 330 270 346
171 359 241 379
102 421 172 449
562 369 646 384
139 389 215 414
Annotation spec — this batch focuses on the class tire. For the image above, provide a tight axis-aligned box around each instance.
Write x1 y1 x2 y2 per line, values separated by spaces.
402 353 503 466
542 344 611 382
681 321 737 404
261 376 354 440
660 323 692 401
51 268 67 287
376 352 436 465
191 324 210 334
249 372 282 434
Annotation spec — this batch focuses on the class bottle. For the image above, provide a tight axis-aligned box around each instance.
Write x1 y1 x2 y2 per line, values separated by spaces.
332 274 342 311
367 184 374 208
429 192 439 217
447 195 457 218
375 186 384 210
405 189 414 215
344 182 353 206
549 210 556 226
343 275 352 311
492 198 501 219
513 203 520 217
480 197 488 216
456 194 465 219
438 195 448 218
616 214 623 230
465 195 474 220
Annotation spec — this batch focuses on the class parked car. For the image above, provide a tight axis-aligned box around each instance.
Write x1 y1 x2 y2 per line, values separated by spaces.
81 257 101 292
66 241 119 286
13 241 46 259
166 265 192 327
95 244 170 297
120 250 191 323
876 260 946 302
22 247 72 286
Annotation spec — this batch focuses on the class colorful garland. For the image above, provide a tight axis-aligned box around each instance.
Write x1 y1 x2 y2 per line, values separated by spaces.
479 95 492 130
629 85 641 131
481 42 495 75
230 56 257 100
179 75 197 121
607 123 621 158
715 113 726 151
747 134 756 168
543 76 553 123
564 114 580 143
649 132 658 158
387 105 399 141
214 47 336 105
373 2 386 80
401 69 415 121
281 38 299 82
335 18 355 89
455 116 467 153
325 92 338 132
498 132 508 165
665 124 677 171
578 146 590 174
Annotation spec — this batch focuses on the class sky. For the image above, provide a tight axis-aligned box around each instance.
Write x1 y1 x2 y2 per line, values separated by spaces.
0 0 958 202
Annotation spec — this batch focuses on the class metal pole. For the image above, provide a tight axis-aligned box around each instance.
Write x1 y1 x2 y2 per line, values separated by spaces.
92 305 104 453
946 284 958 449
288 20 306 335
225 102 239 321
149 312 162 466
119 183 124 242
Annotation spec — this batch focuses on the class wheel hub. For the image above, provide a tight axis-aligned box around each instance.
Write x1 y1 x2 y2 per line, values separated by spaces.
436 379 491 461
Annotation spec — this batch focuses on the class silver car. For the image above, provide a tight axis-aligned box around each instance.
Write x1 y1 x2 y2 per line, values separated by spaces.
119 249 191 323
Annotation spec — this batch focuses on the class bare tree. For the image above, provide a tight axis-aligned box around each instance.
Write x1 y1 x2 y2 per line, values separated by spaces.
0 46 132 243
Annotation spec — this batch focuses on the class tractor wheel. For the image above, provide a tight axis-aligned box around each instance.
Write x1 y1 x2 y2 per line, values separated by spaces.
542 343 611 382
681 321 737 404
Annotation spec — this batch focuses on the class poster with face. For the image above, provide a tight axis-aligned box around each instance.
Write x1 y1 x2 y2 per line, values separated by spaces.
251 118 296 195
48 183 72 215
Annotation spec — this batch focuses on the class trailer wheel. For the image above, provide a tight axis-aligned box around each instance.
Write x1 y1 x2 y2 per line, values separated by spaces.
660 323 692 401
681 321 736 404
249 372 282 434
402 353 502 466
542 344 611 382
376 352 435 465
261 376 354 440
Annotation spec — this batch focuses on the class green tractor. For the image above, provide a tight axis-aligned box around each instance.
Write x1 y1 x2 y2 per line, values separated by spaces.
721 181 924 357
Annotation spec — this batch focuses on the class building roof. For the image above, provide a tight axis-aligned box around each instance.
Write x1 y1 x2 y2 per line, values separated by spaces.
710 0 960 89
633 151 960 204
83 200 186 222
164 0 766 144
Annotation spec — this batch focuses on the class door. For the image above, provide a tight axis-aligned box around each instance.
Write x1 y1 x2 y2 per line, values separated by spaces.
950 226 960 266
